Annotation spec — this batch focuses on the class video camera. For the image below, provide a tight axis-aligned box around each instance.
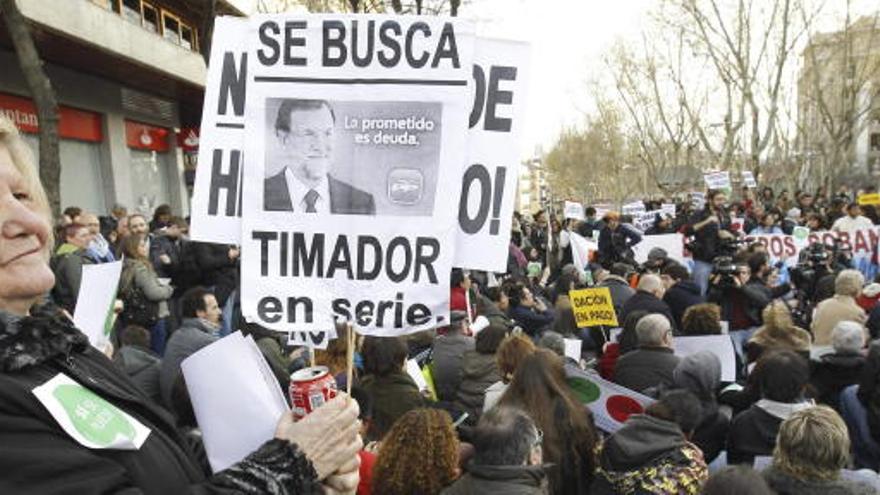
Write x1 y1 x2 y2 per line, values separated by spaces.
711 255 739 289
789 242 830 292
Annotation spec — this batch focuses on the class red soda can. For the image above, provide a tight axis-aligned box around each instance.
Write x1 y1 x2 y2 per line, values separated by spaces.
289 366 338 420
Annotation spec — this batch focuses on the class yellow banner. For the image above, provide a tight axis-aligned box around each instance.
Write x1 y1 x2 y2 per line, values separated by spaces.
858 193 880 206
569 287 619 328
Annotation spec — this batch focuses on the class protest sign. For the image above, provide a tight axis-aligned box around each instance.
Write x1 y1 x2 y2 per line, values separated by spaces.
73 260 122 350
189 16 247 244
674 335 736 382
745 227 880 280
563 200 585 220
454 38 530 271
286 325 337 350
859 193 880 206
633 233 688 267
661 203 676 218
592 203 612 220
632 210 656 232
569 287 618 327
703 171 730 190
564 338 582 362
742 170 757 188
621 201 645 216
567 372 654 432
569 231 596 275
690 191 705 210
239 15 475 335
182 332 288 472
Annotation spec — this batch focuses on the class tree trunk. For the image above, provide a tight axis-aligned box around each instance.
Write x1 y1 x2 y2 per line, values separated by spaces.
0 0 61 217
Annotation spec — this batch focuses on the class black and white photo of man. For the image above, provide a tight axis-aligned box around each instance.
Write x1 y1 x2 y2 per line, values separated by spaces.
264 99 376 215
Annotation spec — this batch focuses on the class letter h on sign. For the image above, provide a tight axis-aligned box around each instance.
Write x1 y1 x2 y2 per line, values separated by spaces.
208 149 243 217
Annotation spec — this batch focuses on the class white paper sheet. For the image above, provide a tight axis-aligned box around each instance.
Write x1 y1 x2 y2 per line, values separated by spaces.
182 332 288 472
564 338 582 362
73 260 123 350
673 335 737 382
405 359 428 392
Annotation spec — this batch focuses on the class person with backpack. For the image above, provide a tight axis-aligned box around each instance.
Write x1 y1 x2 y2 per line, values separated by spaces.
118 234 173 356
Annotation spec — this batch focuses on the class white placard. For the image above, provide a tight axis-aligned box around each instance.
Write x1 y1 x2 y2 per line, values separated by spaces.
563 201 585 220
690 191 705 210
673 335 736 382
564 338 582 362
661 203 676 218
73 260 123 350
569 231 597 275
632 233 688 266
189 16 247 244
632 211 656 232
239 15 476 336
182 332 288 472
742 171 757 188
454 38 531 271
621 201 645 216
570 372 654 433
703 171 731 190
405 358 428 392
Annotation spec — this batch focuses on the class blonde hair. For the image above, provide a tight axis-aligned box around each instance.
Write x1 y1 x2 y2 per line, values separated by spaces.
835 269 864 298
0 115 53 253
773 405 850 481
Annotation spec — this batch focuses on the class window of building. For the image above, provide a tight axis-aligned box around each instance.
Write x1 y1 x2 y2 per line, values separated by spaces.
871 133 880 151
162 10 182 44
180 24 197 51
121 0 141 24
142 3 159 33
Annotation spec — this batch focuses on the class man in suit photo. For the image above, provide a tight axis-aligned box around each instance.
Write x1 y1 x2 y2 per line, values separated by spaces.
264 99 376 215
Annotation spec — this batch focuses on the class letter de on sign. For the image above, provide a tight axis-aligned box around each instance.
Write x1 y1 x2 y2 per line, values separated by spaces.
568 287 618 328
469 64 517 131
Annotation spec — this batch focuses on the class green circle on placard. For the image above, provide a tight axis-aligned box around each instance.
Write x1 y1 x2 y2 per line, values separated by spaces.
568 377 601 404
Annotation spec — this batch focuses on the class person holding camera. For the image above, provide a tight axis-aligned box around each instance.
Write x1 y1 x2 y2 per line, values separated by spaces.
707 259 771 357
598 211 643 268
686 190 736 295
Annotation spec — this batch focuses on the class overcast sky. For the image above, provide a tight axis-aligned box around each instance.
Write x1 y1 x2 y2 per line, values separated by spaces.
462 0 653 159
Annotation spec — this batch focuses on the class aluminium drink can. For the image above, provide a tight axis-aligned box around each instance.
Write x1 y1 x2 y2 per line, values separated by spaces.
289 366 338 420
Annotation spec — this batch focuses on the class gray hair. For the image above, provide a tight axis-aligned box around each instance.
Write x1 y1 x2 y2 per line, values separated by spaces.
835 269 864 298
635 313 672 346
472 406 539 466
538 331 565 357
637 274 664 294
832 321 864 354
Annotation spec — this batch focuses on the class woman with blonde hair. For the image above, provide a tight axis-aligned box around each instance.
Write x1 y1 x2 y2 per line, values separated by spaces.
763 405 876 494
372 408 460 495
747 300 811 364
0 115 363 493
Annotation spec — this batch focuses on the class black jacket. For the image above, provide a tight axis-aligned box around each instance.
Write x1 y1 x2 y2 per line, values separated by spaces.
597 224 642 267
620 291 678 333
685 208 732 262
442 463 548 495
598 276 636 319
0 305 320 494
263 171 376 215
727 404 782 465
192 242 238 306
811 352 864 410
663 281 704 331
612 347 680 393
707 283 768 330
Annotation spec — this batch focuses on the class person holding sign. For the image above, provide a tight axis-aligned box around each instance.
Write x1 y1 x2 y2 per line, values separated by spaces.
264 99 376 215
597 211 642 268
0 115 363 494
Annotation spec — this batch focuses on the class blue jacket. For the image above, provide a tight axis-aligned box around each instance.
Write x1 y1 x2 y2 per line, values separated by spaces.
509 304 554 337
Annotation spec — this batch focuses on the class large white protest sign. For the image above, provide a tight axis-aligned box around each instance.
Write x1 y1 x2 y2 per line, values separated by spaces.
189 16 247 244
661 203 676 218
674 335 736 382
569 231 596 274
742 170 757 188
704 171 731 190
182 332 288 472
632 211 656 232
563 201 585 221
621 201 645 216
239 15 475 336
454 38 530 271
73 260 123 350
633 233 687 267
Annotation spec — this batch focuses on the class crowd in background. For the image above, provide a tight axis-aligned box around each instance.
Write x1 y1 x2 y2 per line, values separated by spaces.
34 179 880 494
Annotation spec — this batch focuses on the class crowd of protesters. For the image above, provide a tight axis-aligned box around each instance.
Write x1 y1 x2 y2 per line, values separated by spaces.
6 101 880 494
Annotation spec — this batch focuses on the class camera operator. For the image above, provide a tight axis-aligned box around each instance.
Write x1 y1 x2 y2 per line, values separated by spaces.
707 257 771 355
745 252 791 302
598 211 643 268
789 243 838 324
686 189 736 295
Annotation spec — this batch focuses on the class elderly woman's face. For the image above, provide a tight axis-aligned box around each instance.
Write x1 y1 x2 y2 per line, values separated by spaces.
0 145 54 310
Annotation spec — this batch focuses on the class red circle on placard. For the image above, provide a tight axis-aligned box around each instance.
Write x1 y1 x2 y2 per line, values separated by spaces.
606 395 643 423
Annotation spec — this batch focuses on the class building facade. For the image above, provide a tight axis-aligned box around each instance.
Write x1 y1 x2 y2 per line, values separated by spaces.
797 15 880 183
0 0 247 217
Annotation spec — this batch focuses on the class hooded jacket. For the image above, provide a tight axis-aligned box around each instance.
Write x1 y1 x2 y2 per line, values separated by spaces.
113 345 162 404
442 463 549 495
663 281 704 331
0 304 320 494
592 414 707 494
672 352 728 463
456 349 501 421
811 352 865 409
727 400 814 465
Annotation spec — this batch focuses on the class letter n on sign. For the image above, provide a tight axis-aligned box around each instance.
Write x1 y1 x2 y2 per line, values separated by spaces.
569 287 619 328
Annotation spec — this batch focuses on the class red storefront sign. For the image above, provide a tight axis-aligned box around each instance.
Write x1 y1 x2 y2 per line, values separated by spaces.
125 120 170 152
0 92 103 142
176 127 199 152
